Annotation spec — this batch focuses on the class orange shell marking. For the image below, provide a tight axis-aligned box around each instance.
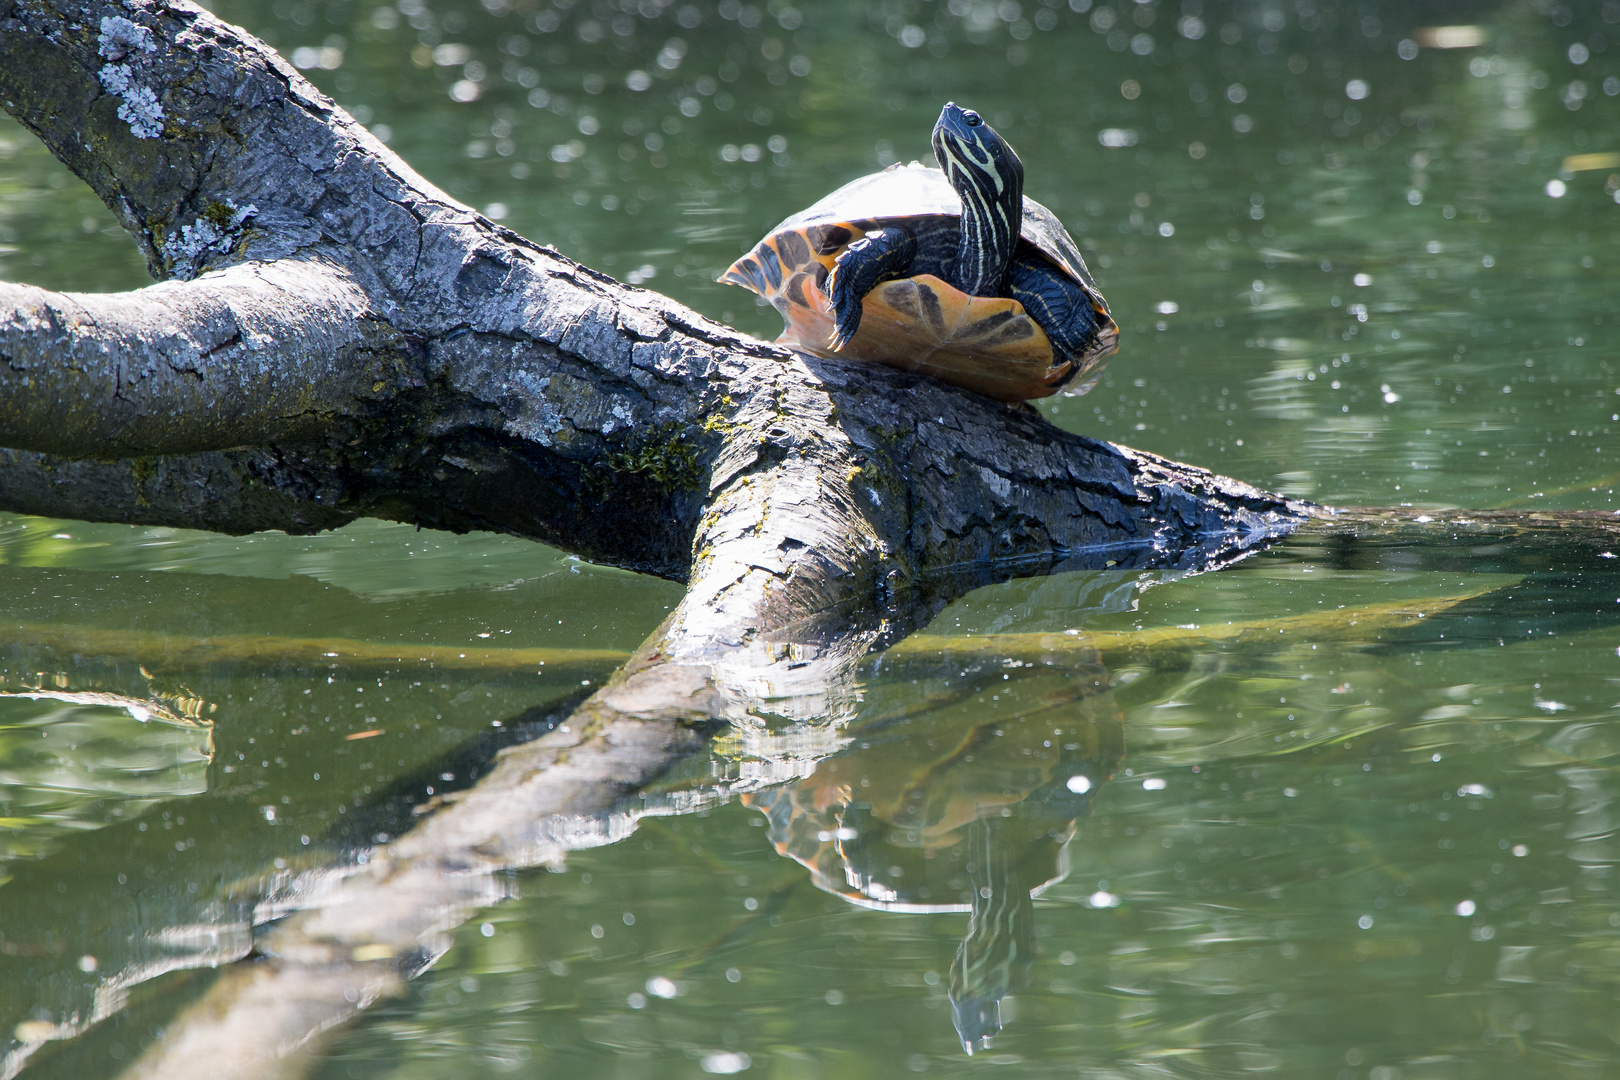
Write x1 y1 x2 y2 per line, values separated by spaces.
722 227 1075 404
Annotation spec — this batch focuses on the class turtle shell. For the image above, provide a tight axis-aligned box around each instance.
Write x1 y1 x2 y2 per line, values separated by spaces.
720 162 1118 403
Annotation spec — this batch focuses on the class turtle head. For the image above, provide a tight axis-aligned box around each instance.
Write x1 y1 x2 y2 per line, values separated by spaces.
932 103 1024 203
932 103 1024 295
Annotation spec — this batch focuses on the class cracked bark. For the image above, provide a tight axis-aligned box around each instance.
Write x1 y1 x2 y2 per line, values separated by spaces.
0 0 1315 1074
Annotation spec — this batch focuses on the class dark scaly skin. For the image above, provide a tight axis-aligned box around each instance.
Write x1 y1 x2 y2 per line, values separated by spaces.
897 216 961 277
932 104 1023 298
826 217 958 348
827 227 918 350
1007 251 1105 365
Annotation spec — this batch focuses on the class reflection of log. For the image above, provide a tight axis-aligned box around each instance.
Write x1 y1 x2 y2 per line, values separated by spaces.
116 641 722 1080
0 686 208 730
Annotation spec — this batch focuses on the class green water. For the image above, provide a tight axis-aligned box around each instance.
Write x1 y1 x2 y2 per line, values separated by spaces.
5 0 1620 1075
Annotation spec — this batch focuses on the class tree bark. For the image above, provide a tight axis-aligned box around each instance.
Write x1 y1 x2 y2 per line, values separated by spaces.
0 0 1315 1074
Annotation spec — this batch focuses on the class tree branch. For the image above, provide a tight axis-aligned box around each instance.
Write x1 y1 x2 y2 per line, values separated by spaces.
0 263 392 457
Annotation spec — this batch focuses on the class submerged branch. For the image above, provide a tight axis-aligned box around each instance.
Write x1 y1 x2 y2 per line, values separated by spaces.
0 581 1520 689
0 621 630 676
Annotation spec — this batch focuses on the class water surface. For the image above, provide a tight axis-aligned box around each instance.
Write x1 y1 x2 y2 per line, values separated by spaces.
4 0 1620 1076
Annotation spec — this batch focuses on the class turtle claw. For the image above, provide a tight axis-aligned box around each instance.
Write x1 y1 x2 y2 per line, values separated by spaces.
828 315 859 352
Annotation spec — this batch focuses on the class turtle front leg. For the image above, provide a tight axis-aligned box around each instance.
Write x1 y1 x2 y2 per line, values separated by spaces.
826 226 918 350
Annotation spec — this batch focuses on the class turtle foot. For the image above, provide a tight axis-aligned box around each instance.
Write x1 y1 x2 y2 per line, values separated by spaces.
825 265 862 352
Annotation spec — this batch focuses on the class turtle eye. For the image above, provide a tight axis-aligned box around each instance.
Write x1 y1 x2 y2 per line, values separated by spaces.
963 110 982 127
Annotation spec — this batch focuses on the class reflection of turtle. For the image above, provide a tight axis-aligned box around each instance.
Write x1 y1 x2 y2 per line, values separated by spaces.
720 103 1118 403
741 649 1123 1052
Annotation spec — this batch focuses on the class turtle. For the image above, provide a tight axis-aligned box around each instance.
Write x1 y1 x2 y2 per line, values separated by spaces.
719 102 1119 404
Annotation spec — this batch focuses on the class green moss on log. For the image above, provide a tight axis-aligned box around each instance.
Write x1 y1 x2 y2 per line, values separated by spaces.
605 423 701 488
